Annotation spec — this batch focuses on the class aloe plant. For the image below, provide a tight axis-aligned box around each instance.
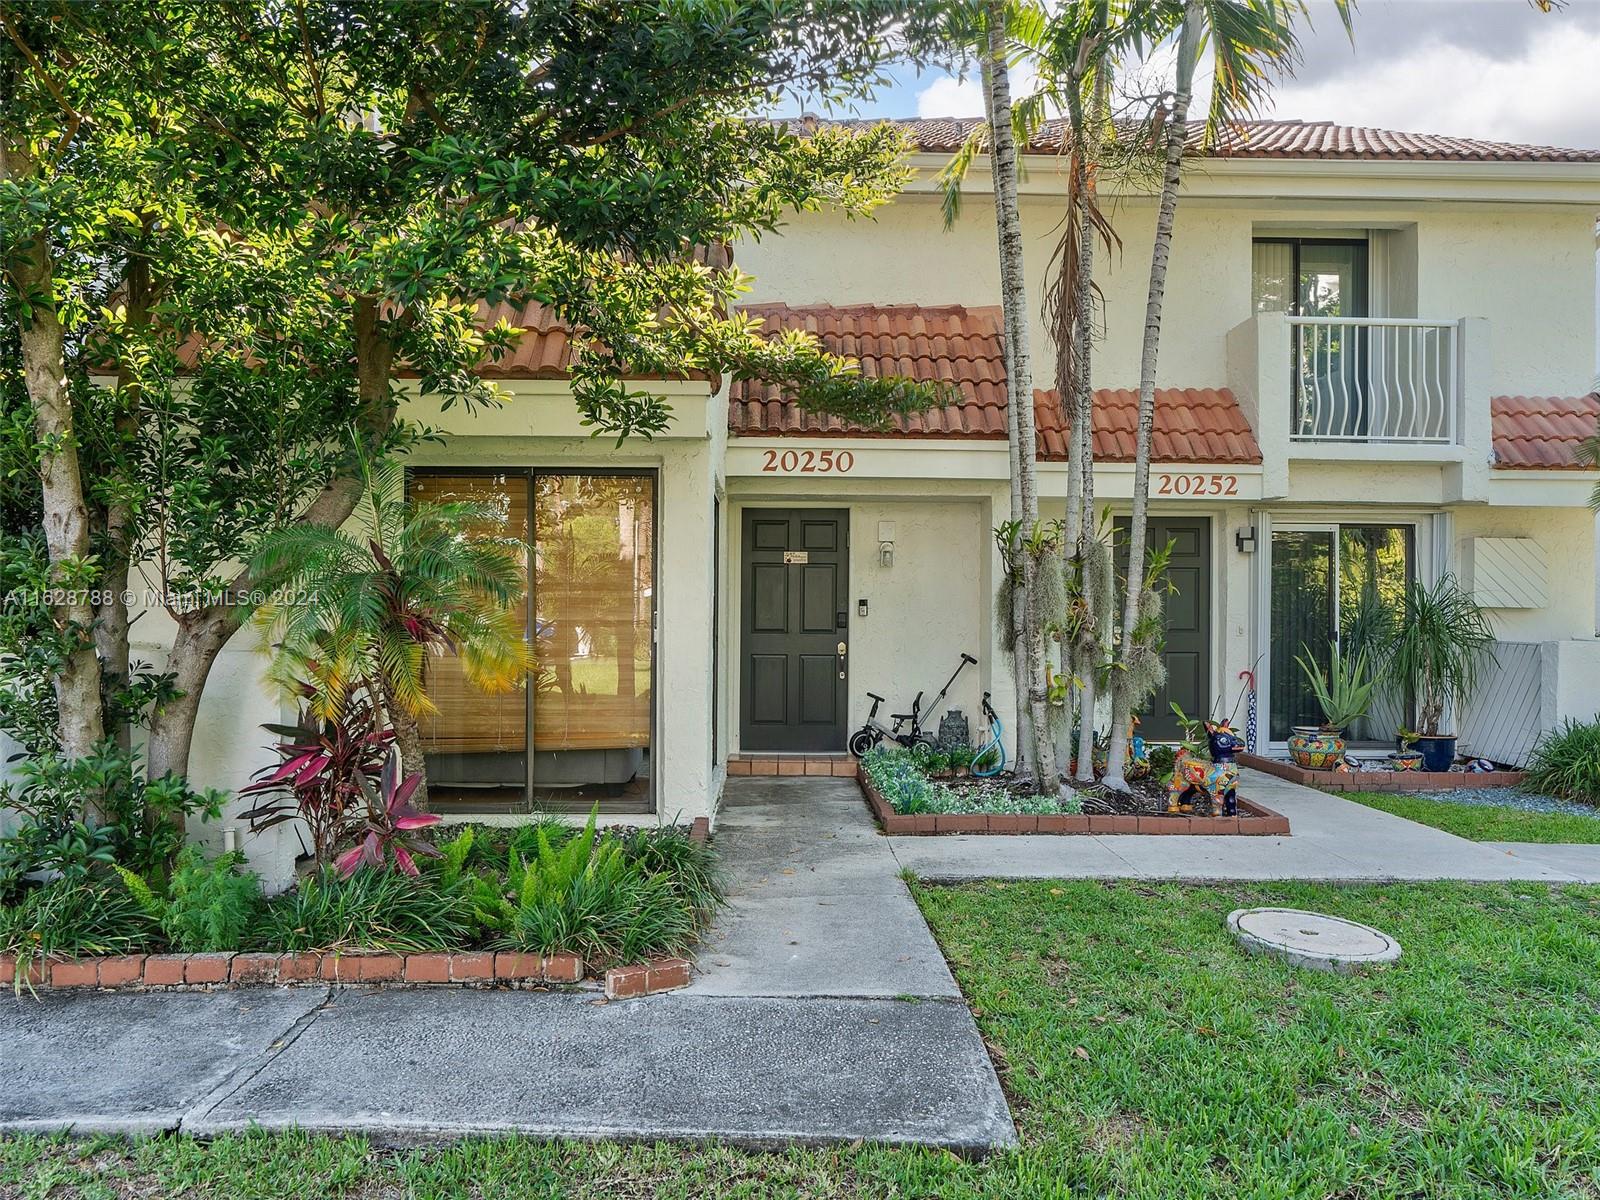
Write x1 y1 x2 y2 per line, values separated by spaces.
1296 641 1376 731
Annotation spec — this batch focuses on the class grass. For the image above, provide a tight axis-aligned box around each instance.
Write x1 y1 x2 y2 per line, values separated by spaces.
5 880 1600 1197
1342 790 1600 843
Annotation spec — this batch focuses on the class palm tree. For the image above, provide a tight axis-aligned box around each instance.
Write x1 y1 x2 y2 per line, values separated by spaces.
250 438 534 809
979 0 1058 792
1101 0 1345 788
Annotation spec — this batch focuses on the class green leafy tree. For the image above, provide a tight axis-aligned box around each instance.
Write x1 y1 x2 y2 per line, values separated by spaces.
3 1 949 808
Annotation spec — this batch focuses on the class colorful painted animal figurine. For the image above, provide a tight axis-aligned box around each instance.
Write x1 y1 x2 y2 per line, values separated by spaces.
1167 721 1245 816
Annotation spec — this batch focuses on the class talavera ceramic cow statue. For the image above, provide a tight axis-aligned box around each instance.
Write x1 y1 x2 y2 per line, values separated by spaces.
1167 721 1245 816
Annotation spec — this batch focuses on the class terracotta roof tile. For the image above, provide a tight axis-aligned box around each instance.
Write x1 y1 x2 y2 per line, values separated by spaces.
727 303 1260 464
1033 386 1262 465
806 117 1600 164
1492 395 1600 469
728 303 1010 438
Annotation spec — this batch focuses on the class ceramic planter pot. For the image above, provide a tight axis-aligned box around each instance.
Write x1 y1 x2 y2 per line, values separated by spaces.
1414 734 1457 773
1392 750 1423 772
1288 726 1345 770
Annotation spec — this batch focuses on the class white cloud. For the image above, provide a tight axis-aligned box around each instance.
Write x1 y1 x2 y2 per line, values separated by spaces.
914 64 1044 120
1265 24 1600 149
915 72 983 118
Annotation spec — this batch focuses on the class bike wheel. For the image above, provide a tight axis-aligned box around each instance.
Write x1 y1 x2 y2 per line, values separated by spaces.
848 729 879 759
909 735 937 762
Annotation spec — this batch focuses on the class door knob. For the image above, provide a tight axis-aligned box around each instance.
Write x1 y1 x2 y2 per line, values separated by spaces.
836 641 847 679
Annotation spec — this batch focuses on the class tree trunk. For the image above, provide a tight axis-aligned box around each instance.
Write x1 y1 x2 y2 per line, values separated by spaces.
148 295 398 786
146 612 235 783
377 673 431 812
982 0 1054 791
981 49 1032 770
1103 1 1202 791
1072 165 1102 785
2 138 106 768
97 247 152 752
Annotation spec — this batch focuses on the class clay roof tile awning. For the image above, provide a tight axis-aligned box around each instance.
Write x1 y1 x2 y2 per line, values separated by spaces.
728 303 1262 464
1492 395 1600 469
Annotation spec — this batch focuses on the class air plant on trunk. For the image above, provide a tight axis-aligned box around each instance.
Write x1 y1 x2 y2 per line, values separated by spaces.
250 433 535 809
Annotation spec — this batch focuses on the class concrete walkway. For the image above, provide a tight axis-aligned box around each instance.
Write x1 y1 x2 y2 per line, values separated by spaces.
0 777 1017 1154
892 768 1600 883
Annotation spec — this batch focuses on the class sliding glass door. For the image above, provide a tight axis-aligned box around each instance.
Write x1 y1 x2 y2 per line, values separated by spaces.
413 469 656 812
1269 523 1411 743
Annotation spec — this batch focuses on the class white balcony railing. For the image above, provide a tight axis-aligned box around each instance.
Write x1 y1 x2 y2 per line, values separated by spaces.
1288 316 1459 444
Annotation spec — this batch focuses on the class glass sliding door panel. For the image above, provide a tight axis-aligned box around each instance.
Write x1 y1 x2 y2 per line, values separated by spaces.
1295 241 1370 438
1338 525 1412 743
532 473 654 808
1269 529 1335 742
411 473 530 808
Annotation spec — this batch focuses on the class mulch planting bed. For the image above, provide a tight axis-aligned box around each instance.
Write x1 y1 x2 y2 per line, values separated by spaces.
859 767 1290 836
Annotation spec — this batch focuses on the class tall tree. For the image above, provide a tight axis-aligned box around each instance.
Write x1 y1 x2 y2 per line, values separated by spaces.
1101 0 1341 788
3 1 948 801
979 0 1056 792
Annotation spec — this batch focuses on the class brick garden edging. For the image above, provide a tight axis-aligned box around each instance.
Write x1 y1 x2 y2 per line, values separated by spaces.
0 949 694 999
1239 752 1525 793
858 767 1291 836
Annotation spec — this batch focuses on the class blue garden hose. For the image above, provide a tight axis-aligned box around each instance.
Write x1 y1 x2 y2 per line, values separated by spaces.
973 695 1006 778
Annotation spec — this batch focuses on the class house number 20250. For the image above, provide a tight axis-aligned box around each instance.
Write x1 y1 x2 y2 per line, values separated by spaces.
760 448 856 474
1156 472 1239 497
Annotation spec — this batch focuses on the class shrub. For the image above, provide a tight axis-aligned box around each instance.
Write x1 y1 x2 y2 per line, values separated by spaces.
862 746 1074 815
0 744 223 899
1523 719 1600 805
253 869 477 952
119 849 265 952
500 810 703 965
617 826 724 916
0 877 158 989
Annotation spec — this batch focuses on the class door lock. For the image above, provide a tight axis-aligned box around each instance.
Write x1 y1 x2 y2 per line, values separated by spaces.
836 641 847 679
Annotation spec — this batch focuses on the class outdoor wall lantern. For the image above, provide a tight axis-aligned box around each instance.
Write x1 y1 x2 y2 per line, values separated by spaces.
878 519 896 568
1235 527 1257 554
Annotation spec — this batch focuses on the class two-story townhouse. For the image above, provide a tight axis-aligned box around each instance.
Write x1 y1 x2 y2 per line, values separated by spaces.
42 118 1600 889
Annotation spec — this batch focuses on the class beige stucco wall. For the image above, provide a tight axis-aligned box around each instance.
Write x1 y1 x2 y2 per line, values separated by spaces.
723 479 998 757
1453 504 1598 642
736 190 1598 400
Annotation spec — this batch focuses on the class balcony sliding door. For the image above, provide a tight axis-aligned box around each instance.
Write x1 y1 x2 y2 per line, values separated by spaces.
413 469 656 813
1253 237 1370 438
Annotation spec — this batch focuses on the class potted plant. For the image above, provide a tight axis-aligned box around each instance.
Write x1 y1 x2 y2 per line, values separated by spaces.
1387 574 1496 772
1393 728 1423 772
1289 642 1376 769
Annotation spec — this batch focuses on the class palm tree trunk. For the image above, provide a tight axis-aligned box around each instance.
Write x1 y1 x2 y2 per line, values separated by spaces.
2 138 106 775
1103 1 1203 791
378 674 431 812
982 0 1055 791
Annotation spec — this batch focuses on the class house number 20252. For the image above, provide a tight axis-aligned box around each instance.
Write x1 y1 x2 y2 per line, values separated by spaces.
760 448 856 474
1156 472 1239 497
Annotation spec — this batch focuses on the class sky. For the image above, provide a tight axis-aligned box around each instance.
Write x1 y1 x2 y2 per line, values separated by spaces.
842 0 1600 151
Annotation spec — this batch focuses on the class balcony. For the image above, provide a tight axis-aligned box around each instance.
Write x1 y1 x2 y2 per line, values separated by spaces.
1289 316 1460 445
1227 312 1490 500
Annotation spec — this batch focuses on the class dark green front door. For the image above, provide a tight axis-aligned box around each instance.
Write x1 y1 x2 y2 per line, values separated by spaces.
1117 516 1212 740
740 508 849 752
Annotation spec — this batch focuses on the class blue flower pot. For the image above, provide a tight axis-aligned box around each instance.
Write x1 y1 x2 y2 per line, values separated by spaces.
1414 734 1456 773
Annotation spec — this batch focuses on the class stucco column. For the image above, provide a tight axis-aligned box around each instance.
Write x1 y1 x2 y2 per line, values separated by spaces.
1227 312 1289 498
1446 316 1492 503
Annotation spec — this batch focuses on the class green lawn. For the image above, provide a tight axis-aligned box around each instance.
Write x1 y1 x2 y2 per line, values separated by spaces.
6 881 1600 1198
1343 790 1600 844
